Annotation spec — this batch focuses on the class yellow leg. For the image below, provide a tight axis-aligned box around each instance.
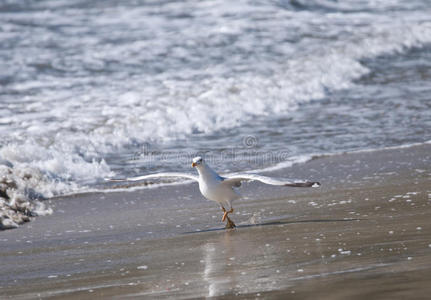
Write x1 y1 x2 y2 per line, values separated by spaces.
222 208 234 222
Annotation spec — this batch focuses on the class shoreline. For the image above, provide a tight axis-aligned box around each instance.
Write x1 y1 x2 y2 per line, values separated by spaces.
0 143 430 299
101 139 431 193
2 140 429 233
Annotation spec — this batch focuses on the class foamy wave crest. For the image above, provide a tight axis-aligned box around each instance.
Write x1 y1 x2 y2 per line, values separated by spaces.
0 142 112 195
0 143 112 230
98 20 431 145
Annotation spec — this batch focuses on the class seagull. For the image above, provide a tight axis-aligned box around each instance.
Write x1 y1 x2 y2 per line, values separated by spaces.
107 156 320 229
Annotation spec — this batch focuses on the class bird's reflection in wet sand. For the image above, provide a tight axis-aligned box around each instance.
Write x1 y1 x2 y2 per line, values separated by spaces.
196 218 360 297
200 228 288 297
202 231 240 297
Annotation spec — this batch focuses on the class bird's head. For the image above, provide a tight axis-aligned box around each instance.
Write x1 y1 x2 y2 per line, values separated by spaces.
191 156 203 168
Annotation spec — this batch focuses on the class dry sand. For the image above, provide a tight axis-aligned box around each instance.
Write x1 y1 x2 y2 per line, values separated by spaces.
0 144 430 299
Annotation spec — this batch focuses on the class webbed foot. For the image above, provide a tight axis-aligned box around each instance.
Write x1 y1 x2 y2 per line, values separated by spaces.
225 216 236 229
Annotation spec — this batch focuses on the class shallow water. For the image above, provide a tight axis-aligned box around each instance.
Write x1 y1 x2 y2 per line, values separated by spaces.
0 0 431 197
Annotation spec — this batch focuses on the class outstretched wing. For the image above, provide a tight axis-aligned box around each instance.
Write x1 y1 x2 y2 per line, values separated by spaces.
222 174 320 188
105 172 199 182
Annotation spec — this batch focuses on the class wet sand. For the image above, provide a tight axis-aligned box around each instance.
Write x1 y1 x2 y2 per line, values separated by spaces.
1 144 430 299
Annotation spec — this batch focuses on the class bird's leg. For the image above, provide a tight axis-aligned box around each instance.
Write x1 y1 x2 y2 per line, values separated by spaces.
225 215 236 229
221 206 226 221
220 206 236 228
221 207 234 222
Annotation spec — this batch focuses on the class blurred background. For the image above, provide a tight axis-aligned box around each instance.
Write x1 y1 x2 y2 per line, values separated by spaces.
0 0 430 197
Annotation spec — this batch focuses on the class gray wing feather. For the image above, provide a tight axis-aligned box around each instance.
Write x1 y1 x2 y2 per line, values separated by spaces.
222 174 320 188
106 172 199 182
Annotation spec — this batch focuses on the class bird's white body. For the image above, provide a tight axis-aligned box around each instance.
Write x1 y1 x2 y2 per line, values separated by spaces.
195 162 240 209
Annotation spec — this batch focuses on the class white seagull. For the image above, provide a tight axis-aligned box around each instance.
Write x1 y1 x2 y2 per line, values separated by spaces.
108 156 320 229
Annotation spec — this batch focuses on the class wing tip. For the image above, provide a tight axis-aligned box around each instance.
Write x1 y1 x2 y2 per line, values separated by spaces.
285 181 321 187
104 178 126 182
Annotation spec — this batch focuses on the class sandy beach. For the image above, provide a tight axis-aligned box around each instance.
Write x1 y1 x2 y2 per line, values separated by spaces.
2 1 431 299
1 143 430 299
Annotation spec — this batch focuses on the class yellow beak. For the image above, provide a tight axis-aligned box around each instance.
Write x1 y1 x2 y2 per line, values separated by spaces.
192 162 197 167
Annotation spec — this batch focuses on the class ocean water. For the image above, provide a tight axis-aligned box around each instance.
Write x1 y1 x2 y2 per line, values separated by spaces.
1 0 431 198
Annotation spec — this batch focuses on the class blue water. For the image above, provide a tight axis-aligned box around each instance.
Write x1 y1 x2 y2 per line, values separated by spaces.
0 0 430 196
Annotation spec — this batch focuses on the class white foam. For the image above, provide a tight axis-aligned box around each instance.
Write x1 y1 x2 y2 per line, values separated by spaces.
137 265 148 270
0 142 112 197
